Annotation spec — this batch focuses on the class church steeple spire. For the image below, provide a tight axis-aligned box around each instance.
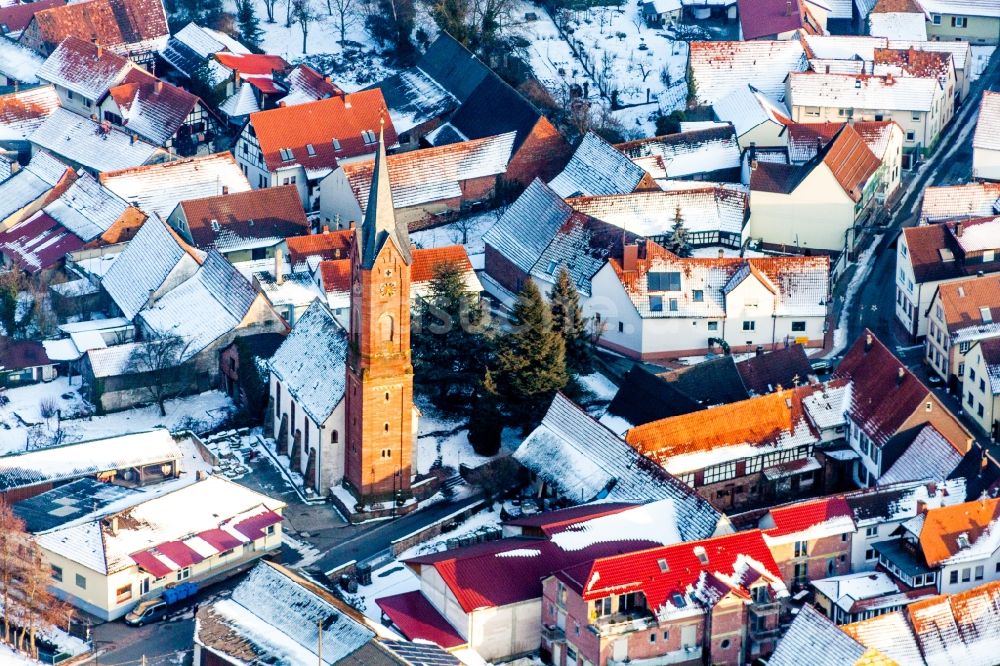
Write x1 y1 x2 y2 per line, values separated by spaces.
361 119 411 269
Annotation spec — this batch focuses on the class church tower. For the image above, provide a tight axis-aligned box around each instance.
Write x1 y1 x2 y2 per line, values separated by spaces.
344 125 414 505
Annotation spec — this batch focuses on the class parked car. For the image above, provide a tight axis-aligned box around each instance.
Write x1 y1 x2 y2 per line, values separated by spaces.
926 374 943 386
124 582 198 626
810 359 833 374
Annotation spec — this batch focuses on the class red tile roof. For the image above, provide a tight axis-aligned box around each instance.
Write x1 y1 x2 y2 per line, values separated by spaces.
563 530 783 613
738 0 820 40
874 48 952 80
285 228 354 265
107 69 201 145
249 90 396 173
871 0 923 13
823 124 882 202
283 64 343 102
0 0 65 34
936 273 1000 335
177 185 309 250
318 245 473 294
764 496 855 537
376 591 467 649
25 0 168 52
318 259 351 294
918 497 1000 566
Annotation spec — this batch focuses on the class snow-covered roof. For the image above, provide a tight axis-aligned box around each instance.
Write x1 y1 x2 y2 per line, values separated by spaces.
85 341 146 378
275 65 343 108
0 209 84 274
483 178 573 274
0 151 71 224
903 581 1000 665
802 379 851 431
618 126 742 180
0 85 60 142
568 186 748 239
920 183 1000 223
712 84 791 137
878 423 963 486
197 562 381 665
218 82 259 118
99 153 251 220
137 250 260 357
35 36 134 100
0 429 181 493
101 216 202 320
370 66 459 135
887 39 971 71
802 34 888 60
42 170 128 242
688 40 808 106
548 132 648 198
172 22 249 58
35 475 284 575
788 72 939 112
0 38 44 84
30 108 164 173
514 393 722 540
268 300 347 425
869 11 928 39
917 0 1000 17
974 91 1000 153
812 572 903 614
106 71 201 147
769 604 868 666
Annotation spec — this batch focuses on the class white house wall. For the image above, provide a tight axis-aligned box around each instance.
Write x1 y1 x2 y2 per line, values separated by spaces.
318 167 365 229
974 147 1000 182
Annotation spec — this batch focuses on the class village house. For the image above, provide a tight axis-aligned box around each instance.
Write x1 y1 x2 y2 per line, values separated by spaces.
895 217 1000 339
688 40 808 108
214 52 291 124
625 385 832 511
589 239 829 360
711 84 792 150
541 530 788 666
18 0 169 67
920 0 1000 45
963 338 1000 439
234 90 395 210
34 475 284 621
746 123 886 253
568 185 749 250
319 132 515 231
548 132 656 198
157 21 250 82
100 152 252 220
285 227 354 270
973 91 1000 181
0 0 65 40
812 571 925 625
194 561 453 666
166 185 309 262
616 125 743 184
756 495 855 587
376 502 723 663
738 0 828 39
768 604 884 665
641 0 683 26
836 330 973 487
868 0 928 40
36 37 136 116
925 270 1000 390
0 337 55 387
919 181 1000 223
785 70 953 165
0 86 61 158
30 107 167 173
0 38 45 88
0 150 75 230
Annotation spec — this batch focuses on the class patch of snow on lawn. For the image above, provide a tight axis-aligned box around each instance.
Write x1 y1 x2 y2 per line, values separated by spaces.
410 210 498 262
416 401 513 475
0 644 39 665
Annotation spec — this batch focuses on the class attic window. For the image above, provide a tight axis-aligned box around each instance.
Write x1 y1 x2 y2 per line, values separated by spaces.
694 546 708 565
547 261 558 275
279 148 294 161
306 143 316 157
981 307 993 323
657 558 669 573
333 138 342 151
854 79 862 89
361 129 377 145
648 271 681 292
210 219 221 232
671 593 686 607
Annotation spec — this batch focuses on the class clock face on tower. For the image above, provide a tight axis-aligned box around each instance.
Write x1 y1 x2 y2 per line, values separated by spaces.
379 282 396 297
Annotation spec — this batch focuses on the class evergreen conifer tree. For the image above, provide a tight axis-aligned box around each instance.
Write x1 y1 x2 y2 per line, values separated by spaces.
236 0 264 51
549 266 593 374
468 370 503 455
666 206 692 257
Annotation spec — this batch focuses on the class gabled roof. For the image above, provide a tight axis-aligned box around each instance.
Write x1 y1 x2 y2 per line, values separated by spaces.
0 209 84 274
548 132 648 198
920 183 1000 224
869 8 927 40
712 84 791 137
36 35 133 100
974 91 1000 153
568 185 748 239
171 21 249 58
285 228 354 267
268 300 347 424
735 344 813 395
688 40 808 105
248 90 396 174
0 337 50 371
769 604 868 666
786 121 901 162
625 385 821 475
514 393 722 536
905 580 1000 664
845 479 966 527
0 0 65 35
617 125 741 180
213 52 289 94
605 365 704 427
873 48 952 81
0 150 74 223
277 64 343 107
760 495 856 539
342 132 515 212
175 185 308 252
879 423 964 486
842 609 925 665
822 123 882 202
561 530 785 620
483 178 573 274
105 69 202 146
443 72 551 155
0 37 45 84
30 107 164 173
415 33 491 103
916 497 1000 566
100 152 251 219
0 85 61 141
23 0 168 54
43 169 129 242
738 0 821 40
902 217 1000 283
660 356 751 406
364 66 458 134
935 272 1000 338
788 71 939 113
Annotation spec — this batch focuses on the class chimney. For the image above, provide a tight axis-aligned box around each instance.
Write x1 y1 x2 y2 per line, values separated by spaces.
275 248 285 285
718 248 725 259
96 44 103 59
348 221 356 230
146 288 155 309
896 366 905 385
864 332 873 352
222 185 229 195
322 224 330 233
108 515 119 535
196 470 208 481
916 499 927 515
978 270 984 277
956 221 964 237
623 244 639 271
785 0 792 15
155 80 163 94
983 454 990 472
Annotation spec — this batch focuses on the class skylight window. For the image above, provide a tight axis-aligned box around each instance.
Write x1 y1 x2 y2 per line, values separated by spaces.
694 546 708 565
210 219 221 232
332 138 342 151
279 147 294 161
981 307 993 323
361 129 377 145
306 143 316 157
672 593 686 607
657 558 668 573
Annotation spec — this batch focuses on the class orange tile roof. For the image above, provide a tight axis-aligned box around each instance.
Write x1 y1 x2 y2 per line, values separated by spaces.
874 48 952 80
625 386 816 460
936 273 1000 335
918 497 1000 566
249 90 396 173
27 0 167 52
318 258 351 293
178 185 308 249
871 0 923 13
823 124 882 203
411 245 473 283
285 228 354 265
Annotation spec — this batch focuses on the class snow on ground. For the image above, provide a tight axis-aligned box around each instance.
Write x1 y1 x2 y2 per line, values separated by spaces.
829 235 882 357
577 372 617 402
970 46 996 81
410 210 498 269
415 399 515 475
0 644 38 665
513 0 689 137
0 378 235 454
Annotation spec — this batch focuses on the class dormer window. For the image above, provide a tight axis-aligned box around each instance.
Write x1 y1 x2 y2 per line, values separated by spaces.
671 593 686 607
361 129 377 144
279 147 294 161
306 143 316 157
694 546 708 565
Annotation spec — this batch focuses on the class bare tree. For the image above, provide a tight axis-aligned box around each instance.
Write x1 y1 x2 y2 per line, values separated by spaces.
637 62 652 82
263 0 279 22
293 0 318 52
124 333 193 417
329 0 358 44
0 502 27 645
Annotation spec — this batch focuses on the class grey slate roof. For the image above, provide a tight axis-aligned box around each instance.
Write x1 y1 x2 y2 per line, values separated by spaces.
269 300 348 425
415 33 490 103
769 604 867 666
483 178 573 274
514 393 721 540
548 132 647 198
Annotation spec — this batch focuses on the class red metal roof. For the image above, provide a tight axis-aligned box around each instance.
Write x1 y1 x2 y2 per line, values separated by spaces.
232 509 282 540
0 211 84 274
376 591 467 649
130 549 173 578
765 496 854 537
197 528 244 552
157 540 205 568
214 52 290 76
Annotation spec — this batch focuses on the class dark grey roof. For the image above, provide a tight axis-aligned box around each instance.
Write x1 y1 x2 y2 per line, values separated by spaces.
660 355 751 406
14 477 140 533
872 539 932 577
735 344 813 396
365 67 458 132
415 33 490 103
448 74 543 153
377 640 460 666
160 37 202 77
607 365 703 426
483 178 573 274
769 604 866 666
